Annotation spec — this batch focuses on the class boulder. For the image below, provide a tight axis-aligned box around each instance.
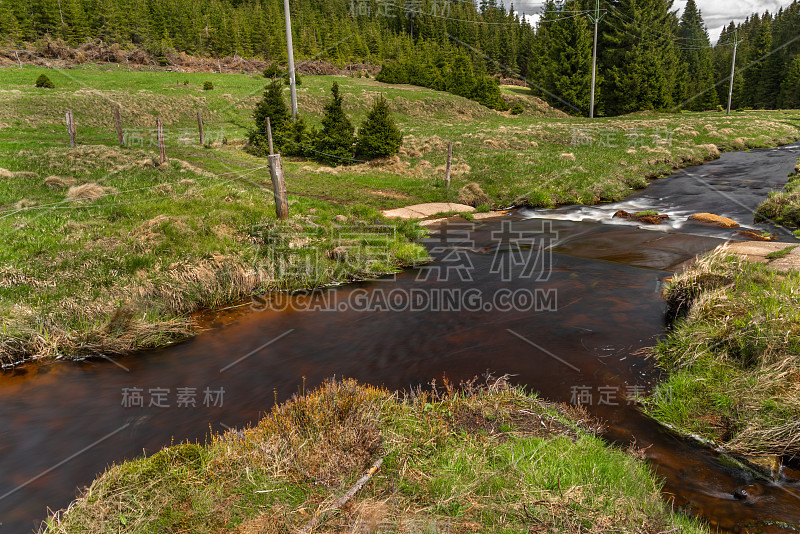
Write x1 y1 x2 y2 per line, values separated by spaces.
735 230 773 241
613 210 670 225
688 213 740 228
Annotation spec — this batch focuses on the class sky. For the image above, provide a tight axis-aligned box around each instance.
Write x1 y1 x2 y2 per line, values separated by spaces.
507 0 796 43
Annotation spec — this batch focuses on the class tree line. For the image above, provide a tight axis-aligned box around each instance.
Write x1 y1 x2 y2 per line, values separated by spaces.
0 0 798 114
532 0 800 114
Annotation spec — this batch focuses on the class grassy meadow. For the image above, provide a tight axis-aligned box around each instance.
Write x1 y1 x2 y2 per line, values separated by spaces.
1 64 800 367
41 378 709 534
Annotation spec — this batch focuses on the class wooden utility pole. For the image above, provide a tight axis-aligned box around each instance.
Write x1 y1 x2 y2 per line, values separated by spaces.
445 141 453 189
114 107 124 146
267 117 275 155
283 0 298 120
156 118 166 165
65 110 76 148
587 0 605 119
727 29 743 116
268 154 289 220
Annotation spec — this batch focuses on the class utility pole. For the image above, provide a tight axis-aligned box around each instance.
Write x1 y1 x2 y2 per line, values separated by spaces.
283 0 298 121
727 29 743 115
587 0 605 119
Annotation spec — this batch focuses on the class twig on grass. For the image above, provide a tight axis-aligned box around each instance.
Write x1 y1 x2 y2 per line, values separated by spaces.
297 456 384 533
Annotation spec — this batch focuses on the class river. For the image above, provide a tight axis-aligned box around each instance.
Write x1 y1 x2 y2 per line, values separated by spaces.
2 142 799 533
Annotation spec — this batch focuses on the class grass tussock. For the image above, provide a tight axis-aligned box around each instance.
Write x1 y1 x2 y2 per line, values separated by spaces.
65 182 118 202
646 247 800 457
755 159 800 229
41 378 707 534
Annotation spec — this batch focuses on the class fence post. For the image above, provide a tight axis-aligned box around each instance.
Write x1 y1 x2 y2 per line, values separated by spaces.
114 107 124 146
267 117 275 155
268 154 289 220
65 110 76 148
156 117 166 165
197 110 205 146
445 141 453 189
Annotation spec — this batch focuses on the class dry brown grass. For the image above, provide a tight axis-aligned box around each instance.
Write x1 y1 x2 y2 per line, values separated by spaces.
44 175 76 189
457 182 491 207
651 248 800 456
41 377 703 534
65 182 118 202
0 167 37 178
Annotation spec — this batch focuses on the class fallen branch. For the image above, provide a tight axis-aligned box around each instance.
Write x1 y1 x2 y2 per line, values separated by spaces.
297 456 384 533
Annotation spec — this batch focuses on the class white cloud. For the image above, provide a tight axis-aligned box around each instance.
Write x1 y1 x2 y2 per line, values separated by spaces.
673 0 795 42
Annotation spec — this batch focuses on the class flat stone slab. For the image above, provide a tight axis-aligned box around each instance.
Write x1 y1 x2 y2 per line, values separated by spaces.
382 203 475 220
688 213 740 228
727 242 800 271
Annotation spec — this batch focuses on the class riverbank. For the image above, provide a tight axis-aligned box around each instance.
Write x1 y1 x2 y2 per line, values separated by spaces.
645 246 800 463
40 378 708 533
3 65 800 367
755 157 800 236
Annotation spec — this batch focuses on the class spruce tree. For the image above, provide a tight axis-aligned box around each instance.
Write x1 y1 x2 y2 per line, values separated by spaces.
742 15 771 108
314 82 356 166
781 56 800 109
677 0 718 110
355 96 402 160
600 0 681 115
248 79 292 156
533 0 593 115
448 50 476 98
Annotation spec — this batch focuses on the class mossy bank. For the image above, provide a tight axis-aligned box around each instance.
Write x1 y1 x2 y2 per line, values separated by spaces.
41 379 708 533
645 248 800 462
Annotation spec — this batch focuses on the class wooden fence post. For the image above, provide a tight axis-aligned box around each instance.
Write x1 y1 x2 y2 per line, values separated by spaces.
65 110 76 148
266 117 274 155
197 110 205 146
445 141 453 189
268 154 289 220
114 107 124 146
156 117 166 165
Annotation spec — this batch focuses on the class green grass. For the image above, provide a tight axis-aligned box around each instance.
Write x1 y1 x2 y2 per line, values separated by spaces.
645 249 800 457
756 159 800 228
766 245 799 260
1 64 799 365
41 379 708 534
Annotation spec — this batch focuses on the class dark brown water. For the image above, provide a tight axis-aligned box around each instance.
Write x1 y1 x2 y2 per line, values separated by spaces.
2 142 800 533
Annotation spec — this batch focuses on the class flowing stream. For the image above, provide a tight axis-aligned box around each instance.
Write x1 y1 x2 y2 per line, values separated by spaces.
2 142 800 533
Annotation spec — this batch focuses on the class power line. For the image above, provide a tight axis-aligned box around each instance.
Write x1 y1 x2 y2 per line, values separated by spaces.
605 6 727 49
